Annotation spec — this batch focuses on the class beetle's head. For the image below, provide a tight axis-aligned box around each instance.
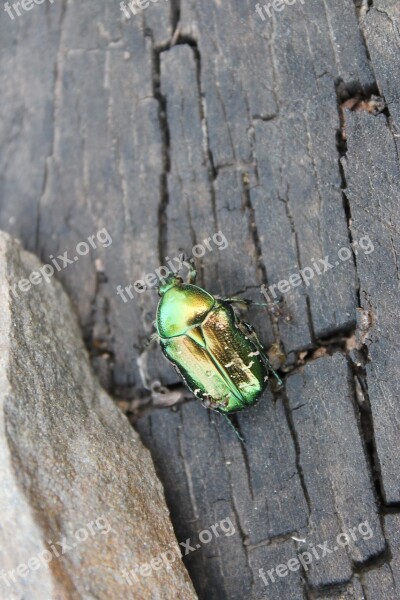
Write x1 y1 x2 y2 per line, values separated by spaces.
158 273 183 296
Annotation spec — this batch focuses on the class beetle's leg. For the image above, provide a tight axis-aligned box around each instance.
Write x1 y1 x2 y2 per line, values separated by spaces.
139 332 159 352
186 257 197 284
221 413 246 444
137 333 160 390
201 393 213 410
222 296 269 308
175 252 197 284
202 402 245 442
237 321 283 387
202 393 245 443
223 296 291 322
201 393 229 411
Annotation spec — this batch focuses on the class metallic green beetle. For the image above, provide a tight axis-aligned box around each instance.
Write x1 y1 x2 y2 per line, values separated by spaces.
155 262 281 414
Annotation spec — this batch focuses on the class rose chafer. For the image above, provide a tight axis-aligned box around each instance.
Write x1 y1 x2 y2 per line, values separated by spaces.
155 261 281 415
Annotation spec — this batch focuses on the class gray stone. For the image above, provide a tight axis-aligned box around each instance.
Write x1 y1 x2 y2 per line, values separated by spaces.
0 231 197 600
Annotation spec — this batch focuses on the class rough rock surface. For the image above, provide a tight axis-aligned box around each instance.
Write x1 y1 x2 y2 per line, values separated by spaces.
0 231 197 600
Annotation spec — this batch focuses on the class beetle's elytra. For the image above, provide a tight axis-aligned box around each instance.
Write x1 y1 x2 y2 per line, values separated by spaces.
155 263 279 414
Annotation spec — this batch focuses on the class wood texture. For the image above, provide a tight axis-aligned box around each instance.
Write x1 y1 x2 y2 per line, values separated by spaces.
1 0 399 598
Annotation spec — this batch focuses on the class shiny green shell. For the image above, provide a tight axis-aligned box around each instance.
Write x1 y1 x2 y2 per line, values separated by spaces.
155 275 268 413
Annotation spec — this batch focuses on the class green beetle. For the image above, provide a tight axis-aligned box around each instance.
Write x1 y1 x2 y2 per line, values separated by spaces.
155 261 281 414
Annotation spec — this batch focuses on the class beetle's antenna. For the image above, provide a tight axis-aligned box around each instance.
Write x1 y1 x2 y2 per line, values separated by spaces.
177 250 187 276
222 414 246 444
180 253 187 276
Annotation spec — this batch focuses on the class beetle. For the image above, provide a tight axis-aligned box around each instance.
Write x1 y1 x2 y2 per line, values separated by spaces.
154 260 282 417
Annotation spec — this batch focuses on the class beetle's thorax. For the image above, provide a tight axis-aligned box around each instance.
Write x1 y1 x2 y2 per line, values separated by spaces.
156 283 215 338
